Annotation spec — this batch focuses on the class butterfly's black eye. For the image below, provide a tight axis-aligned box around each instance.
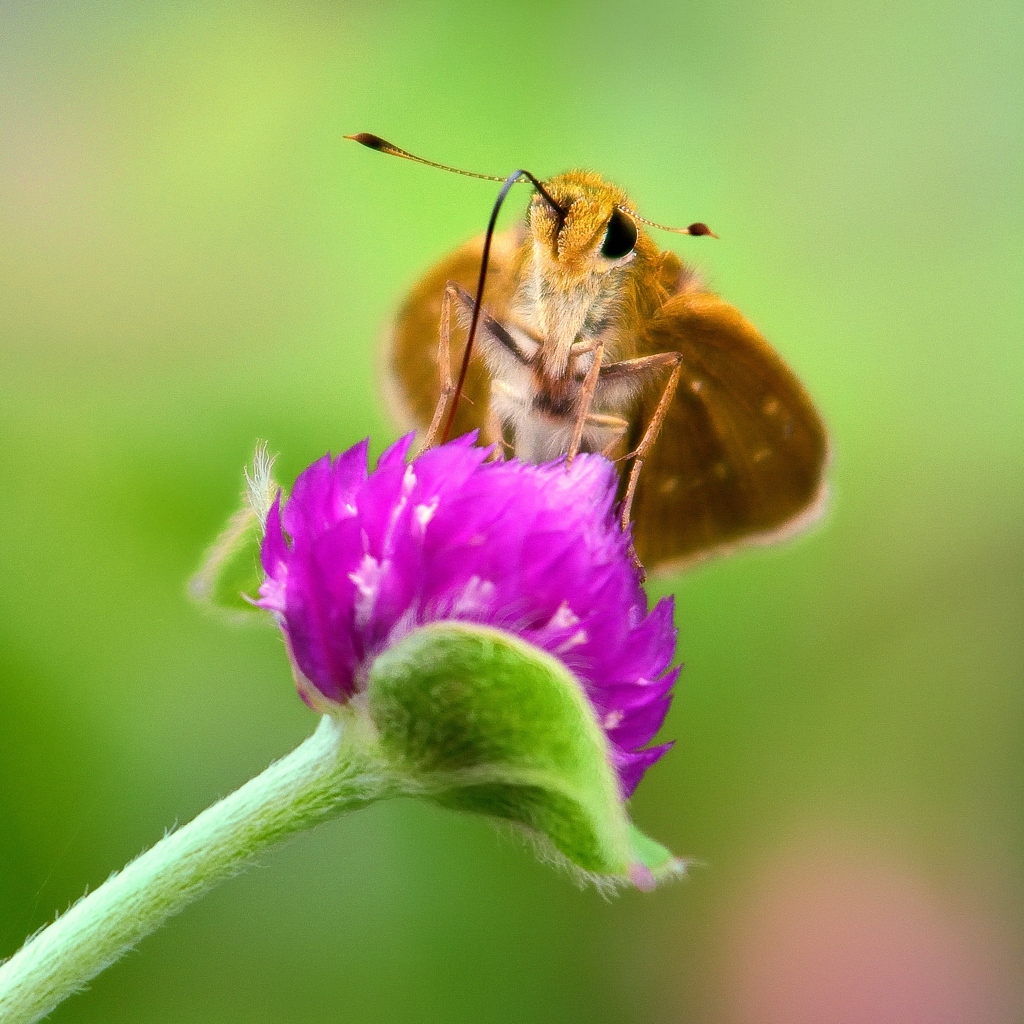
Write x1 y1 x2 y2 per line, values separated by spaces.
600 209 638 259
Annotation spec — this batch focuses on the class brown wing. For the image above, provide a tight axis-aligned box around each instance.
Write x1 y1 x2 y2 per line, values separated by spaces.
382 228 522 443
630 291 830 575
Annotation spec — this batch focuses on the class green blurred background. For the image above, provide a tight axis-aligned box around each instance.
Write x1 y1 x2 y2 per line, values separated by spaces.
2 1 1021 1020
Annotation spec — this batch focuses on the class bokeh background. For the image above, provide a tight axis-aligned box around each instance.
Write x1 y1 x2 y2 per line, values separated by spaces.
2 1 1022 1021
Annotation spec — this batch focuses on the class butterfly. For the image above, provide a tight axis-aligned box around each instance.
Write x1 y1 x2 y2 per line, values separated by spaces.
351 134 829 576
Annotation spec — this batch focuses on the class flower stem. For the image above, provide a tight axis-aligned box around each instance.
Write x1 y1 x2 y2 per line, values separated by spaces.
0 715 392 1024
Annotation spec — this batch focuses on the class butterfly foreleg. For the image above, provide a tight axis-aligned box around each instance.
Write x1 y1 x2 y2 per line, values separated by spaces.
566 341 605 464
420 281 466 451
597 351 684 531
484 381 517 460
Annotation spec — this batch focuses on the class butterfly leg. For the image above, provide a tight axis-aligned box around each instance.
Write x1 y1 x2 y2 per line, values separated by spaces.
618 352 684 531
424 281 534 452
594 350 684 531
484 383 515 460
566 341 605 464
422 282 466 451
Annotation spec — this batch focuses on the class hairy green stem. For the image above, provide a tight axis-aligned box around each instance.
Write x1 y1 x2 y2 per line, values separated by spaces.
0 715 392 1024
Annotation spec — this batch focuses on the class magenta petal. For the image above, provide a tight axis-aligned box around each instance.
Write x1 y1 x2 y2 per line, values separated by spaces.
283 518 364 700
607 694 673 751
591 668 680 717
376 432 416 470
260 494 288 577
615 742 675 799
282 441 370 545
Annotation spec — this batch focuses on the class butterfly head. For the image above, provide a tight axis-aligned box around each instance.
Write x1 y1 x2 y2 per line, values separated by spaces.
522 172 660 376
528 171 659 277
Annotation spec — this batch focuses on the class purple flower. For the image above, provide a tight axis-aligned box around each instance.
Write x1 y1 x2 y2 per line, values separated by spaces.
258 435 679 798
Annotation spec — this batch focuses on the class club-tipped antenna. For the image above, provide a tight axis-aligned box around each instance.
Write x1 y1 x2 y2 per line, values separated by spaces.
344 133 565 215
347 133 568 444
619 206 719 239
346 132 511 183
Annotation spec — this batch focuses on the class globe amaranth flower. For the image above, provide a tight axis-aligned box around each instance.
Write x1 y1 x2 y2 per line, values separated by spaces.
258 434 679 799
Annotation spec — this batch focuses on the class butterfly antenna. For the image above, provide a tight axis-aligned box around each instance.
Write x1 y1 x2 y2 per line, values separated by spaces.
346 132 509 184
619 206 719 239
346 132 564 211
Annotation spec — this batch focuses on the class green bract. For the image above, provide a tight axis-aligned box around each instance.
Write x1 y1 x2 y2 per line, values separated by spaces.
189 502 266 620
365 622 683 888
189 443 277 623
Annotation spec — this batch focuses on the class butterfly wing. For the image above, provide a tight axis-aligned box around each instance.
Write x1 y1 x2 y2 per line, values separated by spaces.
630 291 830 575
383 228 522 443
